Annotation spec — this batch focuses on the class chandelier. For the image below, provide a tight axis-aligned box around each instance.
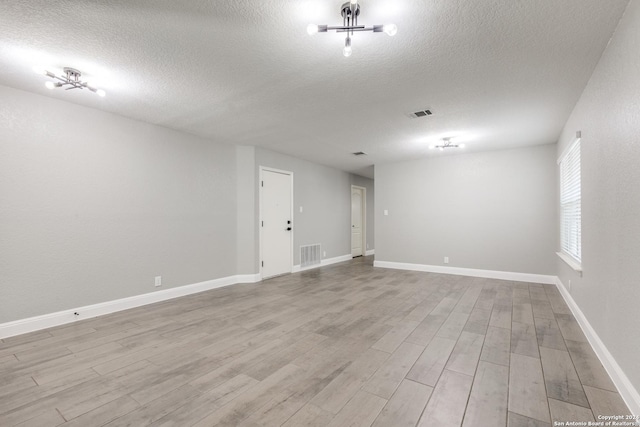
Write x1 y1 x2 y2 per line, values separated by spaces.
34 67 106 97
429 138 466 151
307 0 397 57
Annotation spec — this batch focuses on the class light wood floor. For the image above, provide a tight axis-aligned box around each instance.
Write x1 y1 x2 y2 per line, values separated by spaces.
0 256 631 426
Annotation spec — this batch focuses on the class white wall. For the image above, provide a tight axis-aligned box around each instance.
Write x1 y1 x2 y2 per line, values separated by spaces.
556 0 640 395
236 146 257 275
0 85 375 324
375 144 557 275
0 85 237 323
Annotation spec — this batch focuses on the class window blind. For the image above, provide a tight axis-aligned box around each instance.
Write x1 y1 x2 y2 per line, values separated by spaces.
560 139 581 264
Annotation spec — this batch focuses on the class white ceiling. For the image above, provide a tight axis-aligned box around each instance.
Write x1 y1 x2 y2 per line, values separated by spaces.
0 0 630 178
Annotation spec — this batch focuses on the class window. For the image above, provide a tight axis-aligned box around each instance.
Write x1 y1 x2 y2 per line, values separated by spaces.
559 137 581 268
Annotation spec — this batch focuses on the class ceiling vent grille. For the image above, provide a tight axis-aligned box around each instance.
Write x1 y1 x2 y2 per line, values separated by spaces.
352 151 367 156
408 109 433 119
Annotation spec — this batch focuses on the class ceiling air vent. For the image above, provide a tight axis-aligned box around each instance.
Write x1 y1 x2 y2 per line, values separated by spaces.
352 151 367 156
408 109 433 119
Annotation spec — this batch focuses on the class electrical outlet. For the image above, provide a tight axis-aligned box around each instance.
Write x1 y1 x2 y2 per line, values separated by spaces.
384 209 389 216
323 251 326 258
444 256 449 264
300 206 303 213
155 276 162 287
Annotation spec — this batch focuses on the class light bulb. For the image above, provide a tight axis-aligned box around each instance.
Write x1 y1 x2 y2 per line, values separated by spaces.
307 24 319 35
350 0 357 4
439 147 444 151
459 143 466 148
96 89 106 97
343 37 352 57
383 24 397 36
45 81 55 90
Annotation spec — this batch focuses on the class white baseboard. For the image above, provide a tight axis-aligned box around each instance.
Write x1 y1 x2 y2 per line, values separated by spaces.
365 249 375 256
293 254 352 273
373 260 557 284
0 273 261 339
555 278 640 416
235 273 262 284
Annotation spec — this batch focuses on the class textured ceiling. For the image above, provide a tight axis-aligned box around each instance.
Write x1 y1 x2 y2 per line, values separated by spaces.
0 0 630 178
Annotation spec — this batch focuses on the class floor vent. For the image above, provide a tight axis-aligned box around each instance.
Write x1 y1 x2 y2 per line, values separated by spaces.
301 244 322 268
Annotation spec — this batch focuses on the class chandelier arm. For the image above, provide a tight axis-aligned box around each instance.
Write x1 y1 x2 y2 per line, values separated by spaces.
326 25 365 30
52 75 69 84
335 27 379 32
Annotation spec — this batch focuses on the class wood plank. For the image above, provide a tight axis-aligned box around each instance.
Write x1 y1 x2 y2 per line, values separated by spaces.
436 312 471 340
417 369 473 427
534 317 566 351
462 361 509 427
372 380 433 427
311 348 389 414
507 411 551 427
326 390 387 427
446 331 485 376
464 307 492 335
102 384 202 426
531 301 555 320
362 341 424 399
481 326 511 367
539 346 589 408
512 303 534 325
406 337 457 386
281 404 333 427
405 314 448 346
511 322 539 358
508 353 550 423
61 395 140 427
13 408 65 427
490 305 512 330
564 340 617 392
371 320 420 353
555 314 588 342
583 385 631 419
547 398 594 423
191 365 304 426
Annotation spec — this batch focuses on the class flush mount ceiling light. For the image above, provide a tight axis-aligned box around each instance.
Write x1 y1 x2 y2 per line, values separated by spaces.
307 0 397 57
429 138 466 151
34 66 106 97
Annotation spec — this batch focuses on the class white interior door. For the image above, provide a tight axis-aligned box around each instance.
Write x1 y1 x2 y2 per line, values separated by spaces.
261 169 293 279
351 186 365 257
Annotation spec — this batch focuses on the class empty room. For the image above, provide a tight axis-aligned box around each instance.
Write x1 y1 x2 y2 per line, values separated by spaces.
1 0 639 426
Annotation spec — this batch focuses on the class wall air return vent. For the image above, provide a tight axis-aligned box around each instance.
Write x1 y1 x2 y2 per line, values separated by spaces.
407 109 433 119
301 244 321 268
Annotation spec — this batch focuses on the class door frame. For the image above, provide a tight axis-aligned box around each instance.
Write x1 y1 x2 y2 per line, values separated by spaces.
259 166 294 280
351 185 367 257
